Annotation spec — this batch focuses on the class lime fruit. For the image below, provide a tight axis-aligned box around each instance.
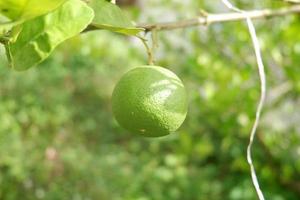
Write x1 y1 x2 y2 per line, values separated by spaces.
112 65 188 137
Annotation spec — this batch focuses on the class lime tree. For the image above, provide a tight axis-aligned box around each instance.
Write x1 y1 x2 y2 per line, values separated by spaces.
112 65 188 137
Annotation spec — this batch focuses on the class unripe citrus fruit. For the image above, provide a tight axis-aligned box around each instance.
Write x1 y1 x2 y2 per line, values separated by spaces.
112 65 188 137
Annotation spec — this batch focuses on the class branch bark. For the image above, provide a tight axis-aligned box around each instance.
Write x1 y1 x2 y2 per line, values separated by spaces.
140 5 300 31
84 5 300 32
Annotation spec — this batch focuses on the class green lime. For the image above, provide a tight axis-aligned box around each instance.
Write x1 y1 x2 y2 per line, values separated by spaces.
112 65 188 137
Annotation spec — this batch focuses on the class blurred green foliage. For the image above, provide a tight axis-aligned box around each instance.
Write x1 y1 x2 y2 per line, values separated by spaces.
0 0 300 199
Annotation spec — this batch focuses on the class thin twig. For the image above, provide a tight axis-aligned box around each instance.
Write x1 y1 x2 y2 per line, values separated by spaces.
140 5 300 31
84 5 300 33
284 0 300 4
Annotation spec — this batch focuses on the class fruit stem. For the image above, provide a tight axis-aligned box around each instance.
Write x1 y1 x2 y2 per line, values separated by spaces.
137 35 155 65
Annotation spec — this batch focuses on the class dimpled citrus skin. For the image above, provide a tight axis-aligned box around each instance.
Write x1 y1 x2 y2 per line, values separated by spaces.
112 65 188 137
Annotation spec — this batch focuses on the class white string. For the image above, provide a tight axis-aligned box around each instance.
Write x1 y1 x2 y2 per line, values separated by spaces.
221 1 266 200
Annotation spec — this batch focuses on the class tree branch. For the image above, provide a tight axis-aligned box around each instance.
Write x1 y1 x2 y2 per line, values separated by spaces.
84 5 300 32
140 5 300 31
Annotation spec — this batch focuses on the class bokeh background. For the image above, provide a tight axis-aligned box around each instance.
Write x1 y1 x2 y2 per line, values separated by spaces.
1 0 300 199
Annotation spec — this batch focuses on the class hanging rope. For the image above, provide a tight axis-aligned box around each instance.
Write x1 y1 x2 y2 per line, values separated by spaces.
221 1 267 200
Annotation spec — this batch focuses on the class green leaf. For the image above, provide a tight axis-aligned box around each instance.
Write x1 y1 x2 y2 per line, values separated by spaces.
90 0 143 35
6 0 94 71
0 0 67 23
